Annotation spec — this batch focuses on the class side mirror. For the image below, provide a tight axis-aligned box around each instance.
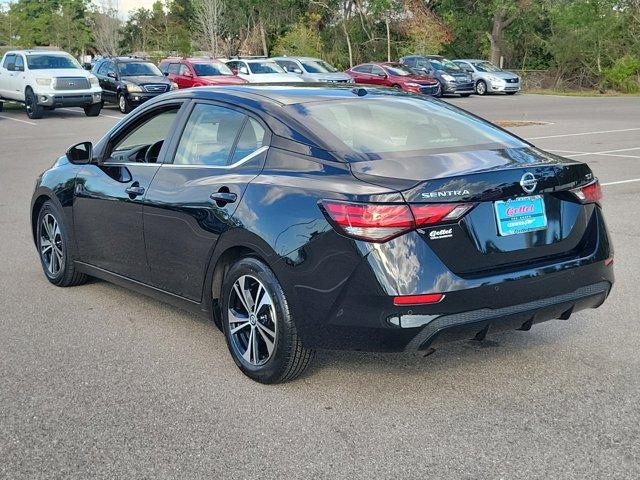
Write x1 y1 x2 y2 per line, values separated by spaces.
83 63 92 71
107 72 117 79
293 68 303 74
163 71 169 76
378 72 387 78
67 141 93 165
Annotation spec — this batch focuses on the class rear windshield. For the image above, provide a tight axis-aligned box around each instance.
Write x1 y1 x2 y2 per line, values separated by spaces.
288 96 525 160
27 54 81 70
193 62 233 76
248 62 285 74
118 61 162 76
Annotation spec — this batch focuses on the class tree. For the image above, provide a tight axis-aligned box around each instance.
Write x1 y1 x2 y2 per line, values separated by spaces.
194 0 225 55
89 1 122 56
486 0 533 66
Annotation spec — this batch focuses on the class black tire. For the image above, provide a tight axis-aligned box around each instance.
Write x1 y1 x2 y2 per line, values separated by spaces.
506 91 517 95
475 80 487 95
36 201 88 287
435 81 444 97
221 257 315 383
118 92 132 114
0 101 3 112
25 88 44 119
84 103 102 117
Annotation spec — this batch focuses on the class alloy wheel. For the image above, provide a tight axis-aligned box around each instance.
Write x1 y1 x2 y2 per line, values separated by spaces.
40 213 63 277
228 275 277 366
119 95 126 113
476 81 487 95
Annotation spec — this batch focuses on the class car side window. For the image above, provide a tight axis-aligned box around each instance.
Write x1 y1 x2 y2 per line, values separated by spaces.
108 107 180 162
354 65 372 74
13 55 24 71
403 58 415 67
458 63 473 73
415 59 430 69
179 64 190 76
173 104 247 166
3 54 16 70
168 63 180 75
97 62 109 75
230 118 267 163
277 60 298 73
371 65 384 76
106 62 116 76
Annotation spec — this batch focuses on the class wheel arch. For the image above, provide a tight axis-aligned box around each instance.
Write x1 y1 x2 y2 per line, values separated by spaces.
31 191 58 245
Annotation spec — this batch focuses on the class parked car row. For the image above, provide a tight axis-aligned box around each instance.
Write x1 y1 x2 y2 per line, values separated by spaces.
0 49 522 119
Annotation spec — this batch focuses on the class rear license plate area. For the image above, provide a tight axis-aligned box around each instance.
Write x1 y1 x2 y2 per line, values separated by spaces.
494 195 547 236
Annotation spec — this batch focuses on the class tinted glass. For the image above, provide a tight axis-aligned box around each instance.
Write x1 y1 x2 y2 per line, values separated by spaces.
97 62 110 75
174 104 246 166
429 58 461 72
193 62 233 76
179 64 190 75
230 118 266 163
112 108 179 155
353 65 372 74
472 61 502 73
118 61 162 76
289 97 525 159
247 61 285 74
301 60 337 73
2 54 15 68
371 65 385 76
168 63 181 74
383 64 413 76
26 54 81 70
275 60 298 72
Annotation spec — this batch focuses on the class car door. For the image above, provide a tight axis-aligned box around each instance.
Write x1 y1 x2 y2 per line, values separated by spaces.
177 63 195 88
73 102 186 282
0 54 16 99
143 101 270 300
9 54 26 100
350 65 373 84
96 61 117 102
369 65 388 86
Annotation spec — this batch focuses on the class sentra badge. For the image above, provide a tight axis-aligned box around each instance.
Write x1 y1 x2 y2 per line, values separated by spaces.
421 189 470 199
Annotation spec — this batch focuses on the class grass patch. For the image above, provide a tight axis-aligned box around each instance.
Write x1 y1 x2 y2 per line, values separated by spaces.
0 101 24 111
525 88 640 97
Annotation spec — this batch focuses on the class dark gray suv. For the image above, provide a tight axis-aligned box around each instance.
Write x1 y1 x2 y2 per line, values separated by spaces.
399 55 474 97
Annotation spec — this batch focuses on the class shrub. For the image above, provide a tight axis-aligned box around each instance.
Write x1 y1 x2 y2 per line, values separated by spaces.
602 55 640 93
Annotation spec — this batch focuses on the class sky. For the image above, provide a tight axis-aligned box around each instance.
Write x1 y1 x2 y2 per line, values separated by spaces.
0 0 155 15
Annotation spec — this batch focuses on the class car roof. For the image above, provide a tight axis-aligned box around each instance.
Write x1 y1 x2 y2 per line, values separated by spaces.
456 59 487 63
155 84 405 106
272 56 321 62
8 50 71 56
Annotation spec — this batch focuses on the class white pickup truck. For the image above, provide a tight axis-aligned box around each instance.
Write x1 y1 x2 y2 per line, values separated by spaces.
0 50 102 119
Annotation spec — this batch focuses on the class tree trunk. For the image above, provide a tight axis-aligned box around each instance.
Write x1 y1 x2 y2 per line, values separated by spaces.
259 19 268 57
385 15 391 62
488 12 505 66
341 15 353 67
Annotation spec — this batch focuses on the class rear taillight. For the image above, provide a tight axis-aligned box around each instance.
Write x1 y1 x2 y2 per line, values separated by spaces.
393 293 444 306
571 180 602 204
321 200 475 242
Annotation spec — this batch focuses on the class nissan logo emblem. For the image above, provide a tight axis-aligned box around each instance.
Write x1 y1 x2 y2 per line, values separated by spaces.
520 172 538 194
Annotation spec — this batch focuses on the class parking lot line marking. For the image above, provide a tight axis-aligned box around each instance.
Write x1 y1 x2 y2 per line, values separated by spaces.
0 114 37 126
546 148 640 159
565 147 640 158
59 108 122 120
602 178 640 186
528 127 640 140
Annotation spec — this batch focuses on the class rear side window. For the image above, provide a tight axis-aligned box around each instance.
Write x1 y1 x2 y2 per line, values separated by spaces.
230 118 266 163
173 104 246 166
289 97 525 159
353 65 372 74
3 54 16 69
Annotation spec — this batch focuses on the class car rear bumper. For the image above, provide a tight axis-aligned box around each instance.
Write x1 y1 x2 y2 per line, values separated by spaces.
37 92 101 107
293 257 613 352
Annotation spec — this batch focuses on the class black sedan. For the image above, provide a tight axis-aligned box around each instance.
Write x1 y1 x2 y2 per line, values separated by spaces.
31 85 614 383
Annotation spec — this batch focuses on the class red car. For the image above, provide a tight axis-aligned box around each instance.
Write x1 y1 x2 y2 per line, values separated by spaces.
345 62 440 95
159 57 247 88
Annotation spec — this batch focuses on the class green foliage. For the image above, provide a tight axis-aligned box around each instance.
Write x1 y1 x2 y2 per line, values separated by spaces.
1 0 639 93
603 55 640 93
272 22 324 58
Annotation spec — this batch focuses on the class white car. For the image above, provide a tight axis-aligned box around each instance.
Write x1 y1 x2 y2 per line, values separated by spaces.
225 58 304 84
453 59 521 95
0 50 102 119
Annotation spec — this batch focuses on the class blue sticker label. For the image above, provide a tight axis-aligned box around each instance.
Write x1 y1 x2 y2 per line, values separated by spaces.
494 195 547 236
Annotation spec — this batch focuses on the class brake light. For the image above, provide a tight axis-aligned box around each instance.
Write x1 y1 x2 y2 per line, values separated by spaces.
393 293 444 306
571 180 602 204
321 201 474 242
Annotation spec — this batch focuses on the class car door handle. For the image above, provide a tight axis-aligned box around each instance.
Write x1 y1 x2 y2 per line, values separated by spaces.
210 191 237 205
125 185 145 197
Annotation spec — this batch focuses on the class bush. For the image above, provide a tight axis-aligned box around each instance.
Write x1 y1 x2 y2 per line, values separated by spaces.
602 55 640 93
271 22 323 58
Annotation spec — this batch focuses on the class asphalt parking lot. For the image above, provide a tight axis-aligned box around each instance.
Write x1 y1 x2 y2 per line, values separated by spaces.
1 94 639 479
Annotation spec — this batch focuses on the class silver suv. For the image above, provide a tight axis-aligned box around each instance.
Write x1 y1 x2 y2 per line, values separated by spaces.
271 57 353 83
